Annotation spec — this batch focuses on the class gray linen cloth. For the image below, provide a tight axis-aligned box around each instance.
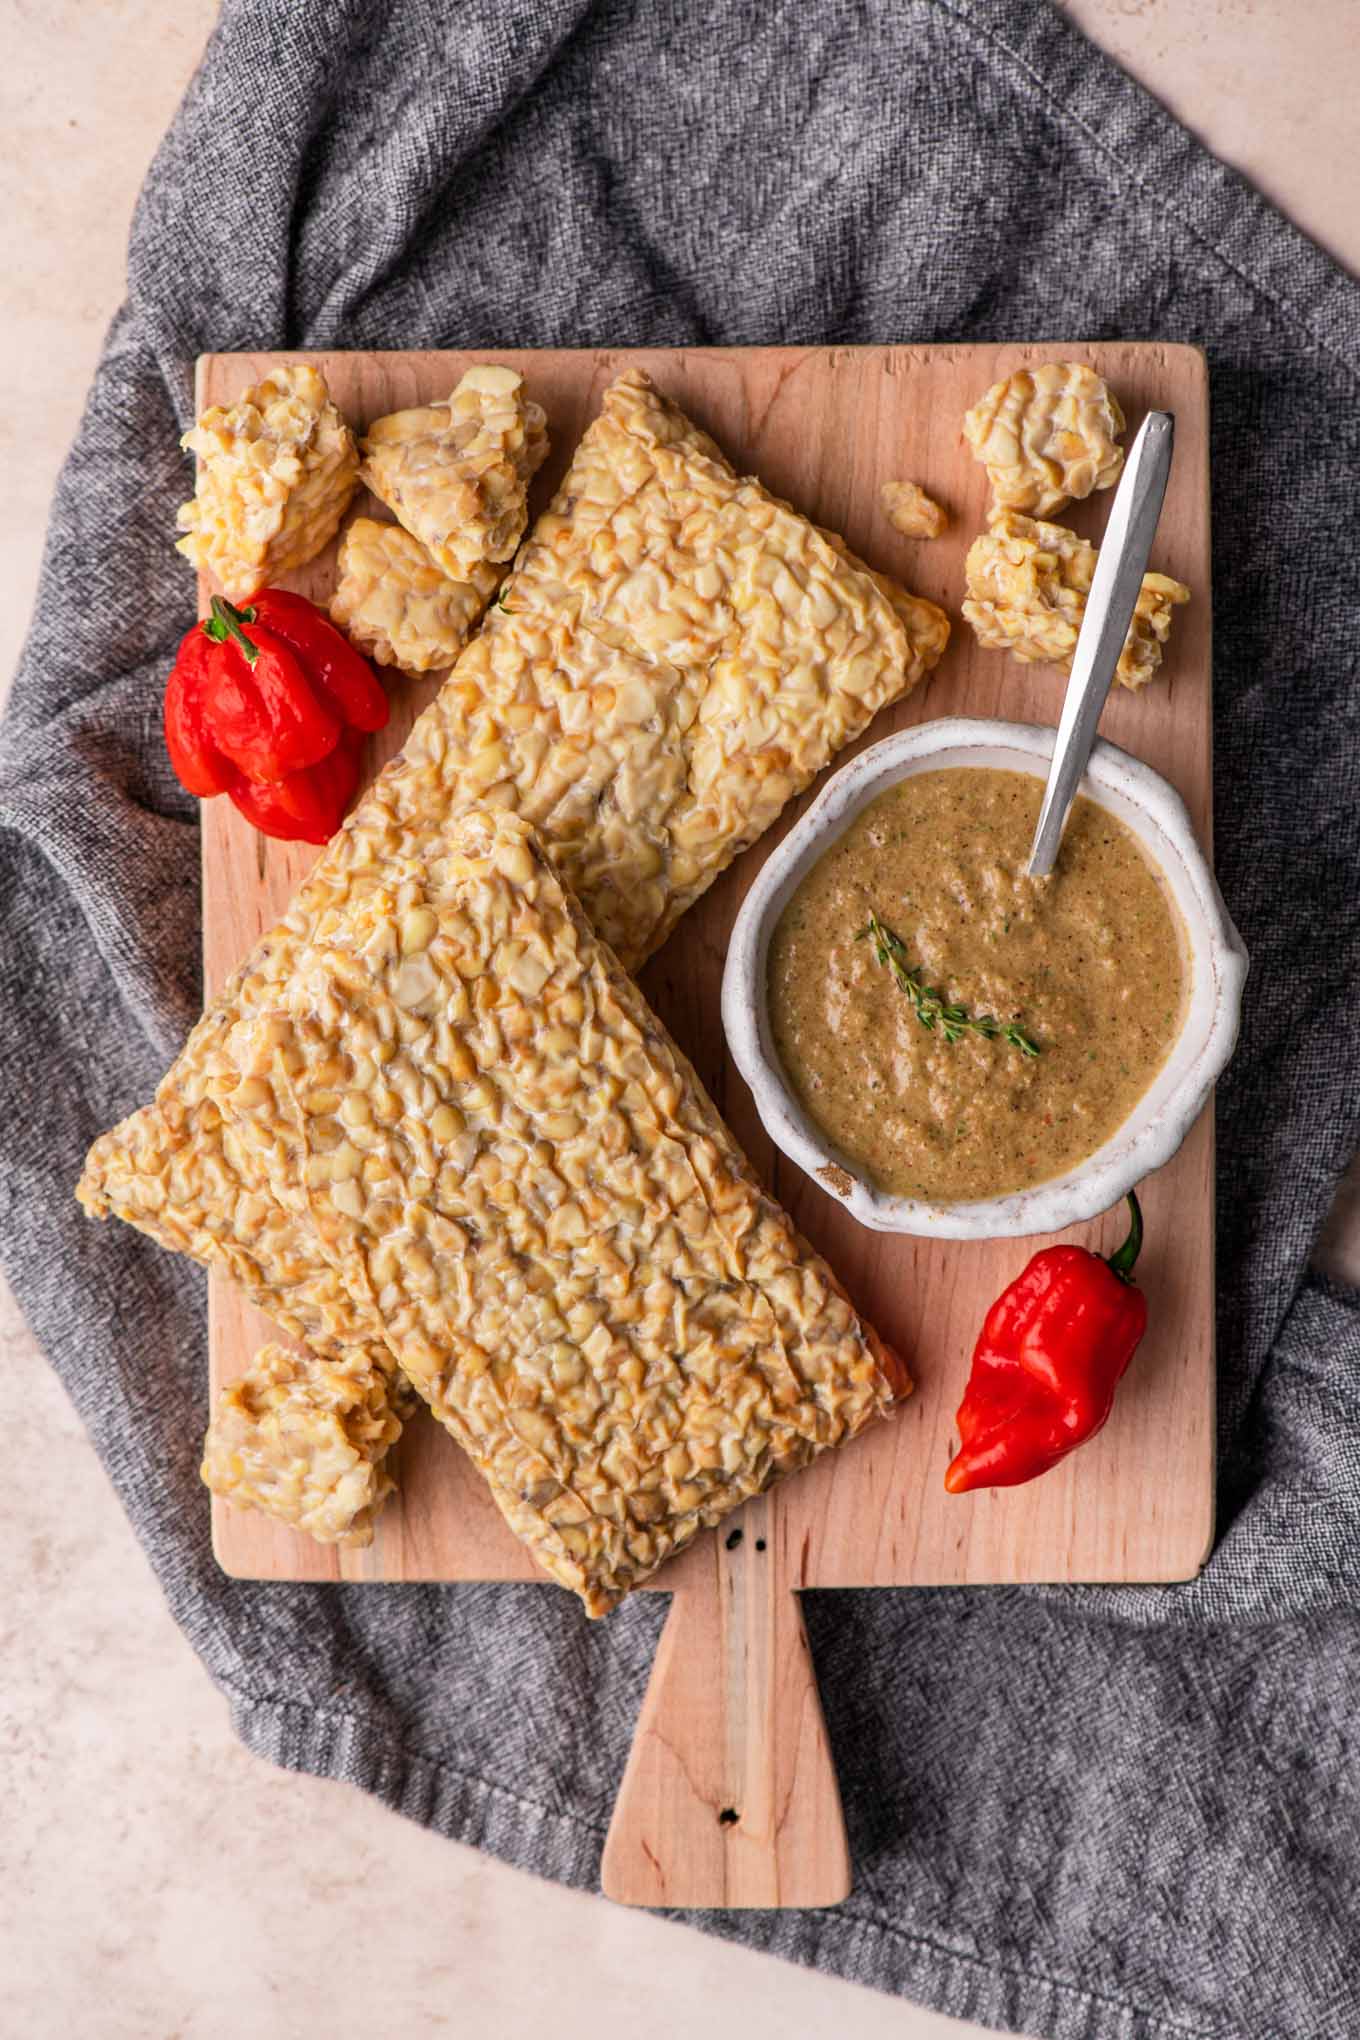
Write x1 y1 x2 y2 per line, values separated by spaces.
3 2 1358 2032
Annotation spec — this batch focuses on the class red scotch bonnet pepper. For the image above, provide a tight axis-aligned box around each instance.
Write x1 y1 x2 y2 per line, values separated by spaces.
164 589 388 843
944 1192 1149 1493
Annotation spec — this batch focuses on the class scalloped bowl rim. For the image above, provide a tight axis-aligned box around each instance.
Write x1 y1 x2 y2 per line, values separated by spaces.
720 717 1248 1239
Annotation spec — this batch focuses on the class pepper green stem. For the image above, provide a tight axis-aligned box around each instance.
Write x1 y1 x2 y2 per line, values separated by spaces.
1106 1190 1144 1282
202 594 260 666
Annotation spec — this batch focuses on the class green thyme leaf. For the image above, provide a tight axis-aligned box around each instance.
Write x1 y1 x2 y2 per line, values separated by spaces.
855 912 1041 1059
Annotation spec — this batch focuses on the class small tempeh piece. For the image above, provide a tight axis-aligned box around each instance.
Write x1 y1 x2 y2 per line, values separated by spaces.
963 361 1125 518
361 365 549 583
201 1342 404 1546
175 363 359 600
79 808 908 1615
962 509 1190 690
330 517 500 674
881 479 947 538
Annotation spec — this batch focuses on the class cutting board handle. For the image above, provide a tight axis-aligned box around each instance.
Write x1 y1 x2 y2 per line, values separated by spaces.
601 1491 851 1908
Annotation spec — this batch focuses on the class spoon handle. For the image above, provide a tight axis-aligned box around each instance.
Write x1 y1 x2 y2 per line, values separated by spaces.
1026 410 1175 878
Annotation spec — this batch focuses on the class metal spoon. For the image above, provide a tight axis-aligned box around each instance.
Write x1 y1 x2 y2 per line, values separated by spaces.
1026 410 1175 877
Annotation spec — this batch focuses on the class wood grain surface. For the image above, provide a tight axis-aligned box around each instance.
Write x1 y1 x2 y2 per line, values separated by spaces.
196 343 1213 1905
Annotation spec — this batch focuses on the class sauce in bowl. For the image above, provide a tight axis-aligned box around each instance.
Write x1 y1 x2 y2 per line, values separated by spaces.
767 767 1186 1203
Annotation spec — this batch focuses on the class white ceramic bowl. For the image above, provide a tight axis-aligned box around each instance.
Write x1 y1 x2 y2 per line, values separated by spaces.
721 718 1248 1239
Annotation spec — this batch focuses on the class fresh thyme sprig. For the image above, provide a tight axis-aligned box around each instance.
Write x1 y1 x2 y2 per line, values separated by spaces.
855 913 1040 1058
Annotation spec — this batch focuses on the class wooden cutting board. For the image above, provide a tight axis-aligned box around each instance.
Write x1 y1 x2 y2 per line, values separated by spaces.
198 342 1214 1908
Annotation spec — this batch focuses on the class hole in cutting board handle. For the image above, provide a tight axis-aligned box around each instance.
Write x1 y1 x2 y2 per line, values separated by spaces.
717 1807 740 1826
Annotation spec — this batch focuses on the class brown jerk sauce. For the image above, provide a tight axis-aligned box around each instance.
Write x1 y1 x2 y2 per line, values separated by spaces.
767 768 1186 1202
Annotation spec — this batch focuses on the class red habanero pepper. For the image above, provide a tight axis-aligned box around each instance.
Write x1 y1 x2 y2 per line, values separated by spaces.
944 1192 1149 1494
165 593 340 786
163 590 388 844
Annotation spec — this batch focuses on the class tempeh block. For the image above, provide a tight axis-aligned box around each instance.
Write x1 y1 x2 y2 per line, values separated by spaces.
80 809 908 1613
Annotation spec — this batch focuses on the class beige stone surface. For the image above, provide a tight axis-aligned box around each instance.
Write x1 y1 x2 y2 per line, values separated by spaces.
2 3 1357 2036
1063 0 1360 281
